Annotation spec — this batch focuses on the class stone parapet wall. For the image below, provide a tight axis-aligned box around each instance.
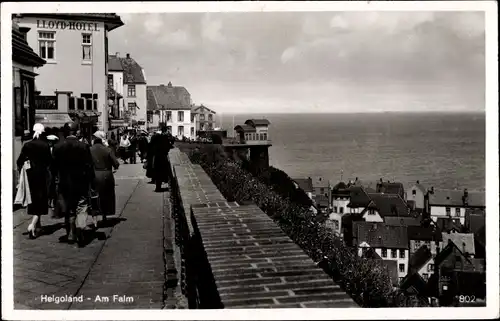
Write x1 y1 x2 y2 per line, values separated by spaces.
168 148 358 308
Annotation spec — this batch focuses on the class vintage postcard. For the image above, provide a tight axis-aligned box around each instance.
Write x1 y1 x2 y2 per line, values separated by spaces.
1 1 498 320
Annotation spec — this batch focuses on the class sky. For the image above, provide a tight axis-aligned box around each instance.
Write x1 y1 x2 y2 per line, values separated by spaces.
109 11 485 114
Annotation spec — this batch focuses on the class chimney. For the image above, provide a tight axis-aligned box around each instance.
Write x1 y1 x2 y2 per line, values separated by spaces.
417 180 420 184
126 53 130 59
430 187 435 194
463 189 469 206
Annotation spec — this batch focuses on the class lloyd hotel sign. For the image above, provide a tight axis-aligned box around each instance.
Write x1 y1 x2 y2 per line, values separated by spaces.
37 19 100 31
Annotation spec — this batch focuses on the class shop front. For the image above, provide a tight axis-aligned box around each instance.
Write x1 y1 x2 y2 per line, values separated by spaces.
68 110 101 142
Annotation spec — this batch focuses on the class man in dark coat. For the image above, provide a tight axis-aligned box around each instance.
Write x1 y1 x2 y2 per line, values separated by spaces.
52 123 95 245
128 131 138 164
148 128 174 192
138 133 149 163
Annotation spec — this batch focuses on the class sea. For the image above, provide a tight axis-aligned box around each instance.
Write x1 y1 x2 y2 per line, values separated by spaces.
220 112 486 191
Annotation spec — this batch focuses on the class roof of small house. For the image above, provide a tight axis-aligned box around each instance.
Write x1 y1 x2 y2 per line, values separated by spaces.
119 56 146 84
384 216 421 227
366 193 410 217
12 23 46 67
146 87 159 111
293 178 313 193
347 186 371 208
108 55 124 71
407 226 443 242
428 189 485 207
234 124 257 133
399 272 428 295
409 245 433 272
435 217 463 233
313 194 329 207
377 181 405 195
191 104 217 114
442 233 475 256
147 83 191 111
245 119 270 127
354 222 408 249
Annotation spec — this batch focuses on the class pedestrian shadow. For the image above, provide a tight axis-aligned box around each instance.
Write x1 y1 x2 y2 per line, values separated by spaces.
21 222 65 237
97 217 127 229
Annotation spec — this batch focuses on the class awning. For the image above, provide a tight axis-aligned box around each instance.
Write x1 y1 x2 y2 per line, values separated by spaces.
68 110 101 124
35 112 74 128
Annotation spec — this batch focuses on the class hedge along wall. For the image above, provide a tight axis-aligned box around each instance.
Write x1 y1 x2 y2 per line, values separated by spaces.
185 144 397 307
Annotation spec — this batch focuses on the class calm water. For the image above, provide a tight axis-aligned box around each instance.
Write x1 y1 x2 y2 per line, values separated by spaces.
220 113 486 191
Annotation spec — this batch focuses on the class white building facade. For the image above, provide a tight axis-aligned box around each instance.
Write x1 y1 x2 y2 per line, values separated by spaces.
13 14 124 130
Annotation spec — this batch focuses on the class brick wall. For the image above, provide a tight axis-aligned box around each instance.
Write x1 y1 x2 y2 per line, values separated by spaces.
168 148 358 308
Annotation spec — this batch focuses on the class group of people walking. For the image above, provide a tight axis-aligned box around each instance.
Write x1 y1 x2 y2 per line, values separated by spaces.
15 122 175 247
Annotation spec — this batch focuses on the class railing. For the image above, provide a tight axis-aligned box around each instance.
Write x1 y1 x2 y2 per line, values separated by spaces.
35 95 57 110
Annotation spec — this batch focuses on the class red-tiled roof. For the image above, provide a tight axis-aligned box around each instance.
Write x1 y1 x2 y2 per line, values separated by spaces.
147 84 191 111
354 222 408 249
293 178 313 193
367 193 410 217
428 189 485 208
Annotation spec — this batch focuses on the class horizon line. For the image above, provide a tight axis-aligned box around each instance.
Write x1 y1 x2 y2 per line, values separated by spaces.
215 110 486 115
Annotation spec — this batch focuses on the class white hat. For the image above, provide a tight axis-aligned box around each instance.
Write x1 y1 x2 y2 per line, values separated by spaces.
93 130 106 141
32 123 45 139
156 130 162 134
47 135 59 141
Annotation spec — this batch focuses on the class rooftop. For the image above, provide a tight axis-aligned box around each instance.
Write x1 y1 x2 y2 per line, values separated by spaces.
147 83 191 111
293 178 313 193
245 119 270 127
407 226 443 242
442 232 476 255
366 193 410 217
428 189 485 208
409 245 433 273
234 124 257 133
192 104 217 114
354 222 408 249
12 23 46 67
347 186 371 208
384 216 421 227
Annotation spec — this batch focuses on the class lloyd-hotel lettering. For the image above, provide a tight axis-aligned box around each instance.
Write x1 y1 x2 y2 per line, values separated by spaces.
37 19 100 32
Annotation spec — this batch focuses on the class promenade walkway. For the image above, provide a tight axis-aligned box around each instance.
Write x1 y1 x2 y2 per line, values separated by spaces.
12 163 170 310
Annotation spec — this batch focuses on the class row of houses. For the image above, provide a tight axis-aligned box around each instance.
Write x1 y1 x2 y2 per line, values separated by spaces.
293 177 486 306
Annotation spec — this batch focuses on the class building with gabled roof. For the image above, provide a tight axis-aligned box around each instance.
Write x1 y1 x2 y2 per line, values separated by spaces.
191 104 217 132
234 119 271 145
425 188 485 225
405 181 427 209
147 82 194 138
13 13 124 131
352 222 409 282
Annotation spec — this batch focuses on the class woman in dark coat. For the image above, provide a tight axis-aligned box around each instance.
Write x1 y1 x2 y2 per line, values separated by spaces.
16 123 52 239
90 131 120 224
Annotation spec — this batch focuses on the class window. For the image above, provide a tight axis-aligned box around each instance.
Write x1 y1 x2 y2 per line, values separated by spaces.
391 249 397 258
108 75 114 88
208 114 213 121
333 220 339 230
427 264 434 272
399 250 405 259
414 240 421 250
190 127 194 137
381 248 387 258
191 114 195 122
455 208 461 217
178 126 184 137
22 80 31 134
399 264 405 273
127 85 136 97
82 33 92 61
128 102 136 116
412 189 417 196
446 207 451 216
167 111 172 122
263 133 267 141
320 188 325 194
339 207 344 214
422 273 429 281
333 206 337 213
368 209 376 215
361 247 368 255
38 31 55 60
399 277 404 284
178 111 184 122
200 114 205 120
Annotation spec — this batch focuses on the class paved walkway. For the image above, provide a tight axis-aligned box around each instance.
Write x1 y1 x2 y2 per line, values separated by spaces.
13 162 168 310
